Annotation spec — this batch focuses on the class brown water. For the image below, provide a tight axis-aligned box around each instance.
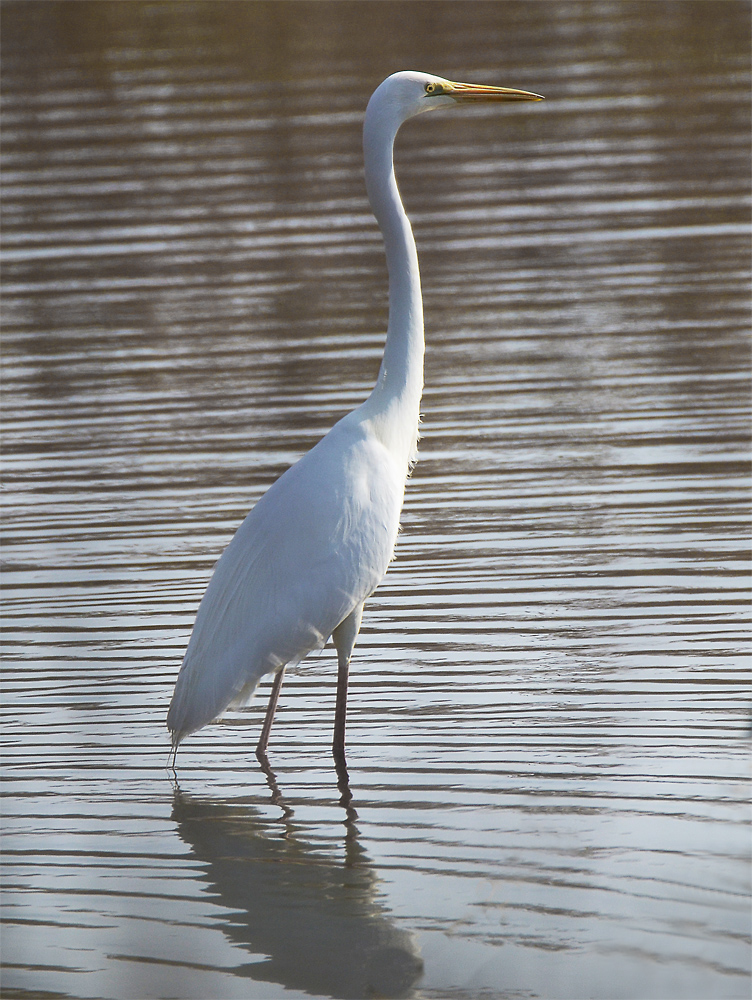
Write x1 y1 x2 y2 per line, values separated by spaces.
2 2 750 998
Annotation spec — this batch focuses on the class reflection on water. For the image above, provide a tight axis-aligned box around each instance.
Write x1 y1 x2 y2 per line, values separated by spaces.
1 2 750 999
172 763 422 999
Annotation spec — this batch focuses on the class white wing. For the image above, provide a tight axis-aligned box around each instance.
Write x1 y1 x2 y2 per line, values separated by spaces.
167 413 405 740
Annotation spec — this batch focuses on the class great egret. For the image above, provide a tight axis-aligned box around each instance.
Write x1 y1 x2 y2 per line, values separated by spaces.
167 71 543 765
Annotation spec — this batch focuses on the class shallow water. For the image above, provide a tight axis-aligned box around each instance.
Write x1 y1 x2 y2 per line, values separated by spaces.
1 2 750 998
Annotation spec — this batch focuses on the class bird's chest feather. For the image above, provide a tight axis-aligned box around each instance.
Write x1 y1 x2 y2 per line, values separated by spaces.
266 426 404 585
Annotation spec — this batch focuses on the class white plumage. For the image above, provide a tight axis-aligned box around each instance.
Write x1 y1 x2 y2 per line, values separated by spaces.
168 415 403 738
167 71 543 761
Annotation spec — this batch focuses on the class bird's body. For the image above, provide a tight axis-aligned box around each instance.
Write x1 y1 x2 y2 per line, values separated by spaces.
167 409 405 738
167 71 543 761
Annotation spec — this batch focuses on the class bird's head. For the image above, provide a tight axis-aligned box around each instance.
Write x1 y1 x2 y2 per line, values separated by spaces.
368 70 544 126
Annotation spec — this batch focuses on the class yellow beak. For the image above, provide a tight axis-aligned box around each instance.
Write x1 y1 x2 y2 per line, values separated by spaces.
445 81 544 102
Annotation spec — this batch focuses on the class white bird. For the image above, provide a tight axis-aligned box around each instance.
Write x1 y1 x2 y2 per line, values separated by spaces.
167 71 543 765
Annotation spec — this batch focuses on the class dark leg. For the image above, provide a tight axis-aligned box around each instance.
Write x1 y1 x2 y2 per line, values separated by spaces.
256 665 286 757
331 603 363 762
332 652 349 761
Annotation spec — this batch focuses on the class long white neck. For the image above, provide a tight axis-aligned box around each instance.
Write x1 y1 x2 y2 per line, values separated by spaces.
360 92 424 465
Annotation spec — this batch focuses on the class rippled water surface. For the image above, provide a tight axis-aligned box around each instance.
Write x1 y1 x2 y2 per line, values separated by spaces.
2 2 750 998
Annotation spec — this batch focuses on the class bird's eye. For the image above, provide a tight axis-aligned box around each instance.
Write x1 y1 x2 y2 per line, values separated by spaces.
425 82 437 94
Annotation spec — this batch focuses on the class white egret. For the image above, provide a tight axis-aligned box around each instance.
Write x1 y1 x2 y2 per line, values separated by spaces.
167 71 543 764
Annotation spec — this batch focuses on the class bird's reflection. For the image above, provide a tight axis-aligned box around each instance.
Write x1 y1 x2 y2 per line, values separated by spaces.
171 761 422 1000
256 751 360 849
255 750 296 827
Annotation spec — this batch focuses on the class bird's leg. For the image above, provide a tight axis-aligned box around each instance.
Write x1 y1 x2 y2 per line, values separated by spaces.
256 665 286 758
332 604 364 761
333 651 349 761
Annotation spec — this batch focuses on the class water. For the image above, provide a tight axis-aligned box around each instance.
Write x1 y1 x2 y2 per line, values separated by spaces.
2 2 750 998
